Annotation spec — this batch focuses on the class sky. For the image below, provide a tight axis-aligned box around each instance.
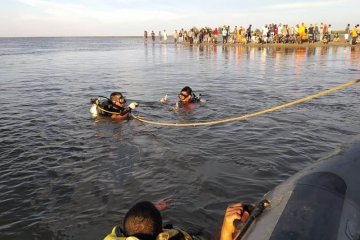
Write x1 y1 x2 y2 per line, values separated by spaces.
0 0 358 37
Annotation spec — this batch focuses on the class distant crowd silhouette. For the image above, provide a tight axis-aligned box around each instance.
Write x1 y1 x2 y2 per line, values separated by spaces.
144 23 360 45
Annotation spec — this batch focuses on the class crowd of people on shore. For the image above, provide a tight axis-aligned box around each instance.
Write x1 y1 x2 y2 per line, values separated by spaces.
144 23 360 45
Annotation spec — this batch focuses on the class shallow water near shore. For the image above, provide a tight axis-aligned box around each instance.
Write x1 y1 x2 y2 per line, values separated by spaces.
0 37 360 239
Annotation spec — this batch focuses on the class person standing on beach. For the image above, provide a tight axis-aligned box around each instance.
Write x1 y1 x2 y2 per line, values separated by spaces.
319 23 324 42
222 26 228 43
151 31 155 42
262 24 268 43
214 28 219 42
179 29 184 43
237 28 242 43
274 24 278 38
144 30 148 42
159 30 162 42
322 23 328 41
163 30 167 43
345 24 350 42
328 24 333 41
188 29 194 44
226 26 230 43
308 24 315 43
233 26 238 43
174 30 179 43
298 23 307 43
351 25 359 45
314 24 319 42
281 24 288 42
246 25 252 43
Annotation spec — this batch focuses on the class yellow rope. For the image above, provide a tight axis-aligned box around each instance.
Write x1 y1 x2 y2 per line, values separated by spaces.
132 79 360 127
94 99 128 115
96 105 123 115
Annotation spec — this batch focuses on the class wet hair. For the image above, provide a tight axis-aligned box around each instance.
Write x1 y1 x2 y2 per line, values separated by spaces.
123 201 162 240
110 92 123 98
110 92 123 102
181 86 192 96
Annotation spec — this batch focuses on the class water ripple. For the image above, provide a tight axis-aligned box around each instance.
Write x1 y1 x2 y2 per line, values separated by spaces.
0 37 359 239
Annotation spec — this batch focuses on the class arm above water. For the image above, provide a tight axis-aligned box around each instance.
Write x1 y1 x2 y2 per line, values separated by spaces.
221 203 245 240
154 197 176 212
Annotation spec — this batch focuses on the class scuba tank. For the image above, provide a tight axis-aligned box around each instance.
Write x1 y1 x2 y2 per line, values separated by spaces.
191 93 206 104
90 98 100 117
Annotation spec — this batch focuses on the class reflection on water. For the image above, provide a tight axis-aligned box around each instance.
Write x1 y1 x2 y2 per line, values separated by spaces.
0 37 360 240
350 47 360 65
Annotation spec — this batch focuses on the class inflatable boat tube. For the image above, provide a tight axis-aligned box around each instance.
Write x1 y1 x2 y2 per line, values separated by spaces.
238 136 360 240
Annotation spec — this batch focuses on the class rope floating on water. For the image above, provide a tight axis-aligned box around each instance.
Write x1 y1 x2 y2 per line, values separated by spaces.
132 79 360 127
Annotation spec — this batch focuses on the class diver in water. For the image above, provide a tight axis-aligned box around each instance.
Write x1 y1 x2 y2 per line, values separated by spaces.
160 86 205 111
104 201 195 240
178 86 201 105
176 86 205 111
90 92 138 120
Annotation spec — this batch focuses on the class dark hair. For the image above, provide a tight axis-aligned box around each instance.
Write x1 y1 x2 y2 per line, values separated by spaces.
123 201 162 240
109 92 125 103
110 92 123 98
181 86 192 96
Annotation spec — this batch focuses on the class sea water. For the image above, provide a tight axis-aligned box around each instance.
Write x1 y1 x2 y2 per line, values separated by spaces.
0 37 359 239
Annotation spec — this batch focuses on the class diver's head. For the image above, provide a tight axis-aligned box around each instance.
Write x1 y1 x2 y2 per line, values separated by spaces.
110 92 126 108
179 86 192 104
123 201 162 240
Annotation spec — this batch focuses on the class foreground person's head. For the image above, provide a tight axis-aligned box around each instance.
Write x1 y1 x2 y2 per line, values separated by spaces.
123 201 162 240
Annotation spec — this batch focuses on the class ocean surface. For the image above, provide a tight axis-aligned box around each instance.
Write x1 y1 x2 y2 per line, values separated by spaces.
0 37 359 240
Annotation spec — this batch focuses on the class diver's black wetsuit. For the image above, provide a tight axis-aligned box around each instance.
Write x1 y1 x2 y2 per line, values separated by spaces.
99 101 131 116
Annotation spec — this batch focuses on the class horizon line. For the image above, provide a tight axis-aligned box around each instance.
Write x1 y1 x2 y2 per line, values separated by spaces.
0 35 146 38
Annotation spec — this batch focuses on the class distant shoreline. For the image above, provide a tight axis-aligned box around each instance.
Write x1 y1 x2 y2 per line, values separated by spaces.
1 36 359 48
0 36 145 38
176 41 359 48
146 40 359 48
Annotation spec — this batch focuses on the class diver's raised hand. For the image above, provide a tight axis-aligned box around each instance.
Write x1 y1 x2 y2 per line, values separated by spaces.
128 102 139 110
174 102 179 111
160 94 168 104
154 197 176 212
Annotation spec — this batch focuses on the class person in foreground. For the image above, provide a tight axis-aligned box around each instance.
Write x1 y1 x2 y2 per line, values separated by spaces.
104 201 193 240
104 201 249 240
90 92 138 120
